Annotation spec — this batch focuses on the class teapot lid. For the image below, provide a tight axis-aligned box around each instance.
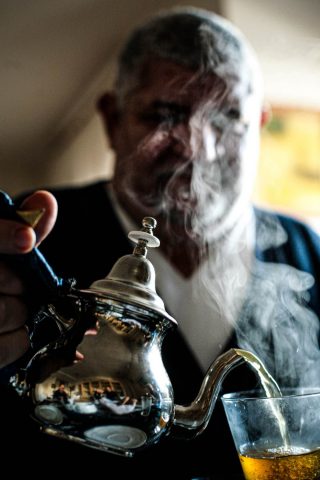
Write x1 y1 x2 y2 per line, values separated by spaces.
84 217 176 324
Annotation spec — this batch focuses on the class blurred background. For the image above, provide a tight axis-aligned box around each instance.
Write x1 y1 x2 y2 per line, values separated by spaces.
1 0 319 230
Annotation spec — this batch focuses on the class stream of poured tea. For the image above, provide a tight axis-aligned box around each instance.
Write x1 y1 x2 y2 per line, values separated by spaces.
233 349 320 480
235 348 289 447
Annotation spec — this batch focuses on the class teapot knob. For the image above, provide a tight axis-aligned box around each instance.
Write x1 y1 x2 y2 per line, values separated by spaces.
128 217 160 256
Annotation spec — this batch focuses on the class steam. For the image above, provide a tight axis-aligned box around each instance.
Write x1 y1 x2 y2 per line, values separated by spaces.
238 257 320 388
236 213 320 388
194 207 320 388
112 23 319 389
117 86 319 390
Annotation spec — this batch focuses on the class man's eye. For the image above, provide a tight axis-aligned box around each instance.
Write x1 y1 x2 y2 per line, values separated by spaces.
140 109 184 126
210 109 248 135
226 108 241 120
226 109 248 133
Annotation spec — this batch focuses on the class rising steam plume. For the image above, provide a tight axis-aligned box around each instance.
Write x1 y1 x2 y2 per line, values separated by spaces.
112 18 320 389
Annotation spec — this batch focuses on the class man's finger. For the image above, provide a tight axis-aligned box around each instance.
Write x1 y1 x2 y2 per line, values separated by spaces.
0 262 24 294
0 327 29 368
0 296 28 334
0 219 36 254
20 190 58 246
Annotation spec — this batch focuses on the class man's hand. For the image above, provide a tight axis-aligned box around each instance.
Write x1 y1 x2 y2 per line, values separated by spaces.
0 190 57 368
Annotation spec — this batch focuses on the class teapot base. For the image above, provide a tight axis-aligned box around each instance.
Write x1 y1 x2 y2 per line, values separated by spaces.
85 425 147 450
41 424 148 457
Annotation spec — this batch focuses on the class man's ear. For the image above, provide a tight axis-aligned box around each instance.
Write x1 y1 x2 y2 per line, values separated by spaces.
260 102 271 128
97 92 119 147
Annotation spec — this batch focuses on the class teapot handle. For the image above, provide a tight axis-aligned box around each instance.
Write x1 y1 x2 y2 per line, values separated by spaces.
0 190 68 309
0 191 78 368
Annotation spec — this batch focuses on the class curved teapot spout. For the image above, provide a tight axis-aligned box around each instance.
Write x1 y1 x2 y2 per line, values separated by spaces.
171 348 281 439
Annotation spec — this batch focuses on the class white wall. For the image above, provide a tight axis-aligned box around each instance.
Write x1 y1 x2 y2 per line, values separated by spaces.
4 0 319 204
223 0 320 109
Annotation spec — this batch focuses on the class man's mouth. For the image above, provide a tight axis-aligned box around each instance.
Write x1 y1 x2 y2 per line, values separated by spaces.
159 171 196 211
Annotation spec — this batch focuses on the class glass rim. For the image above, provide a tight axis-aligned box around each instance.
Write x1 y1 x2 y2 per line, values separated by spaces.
221 387 320 402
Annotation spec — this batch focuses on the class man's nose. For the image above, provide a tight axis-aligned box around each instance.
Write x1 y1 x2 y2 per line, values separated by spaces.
168 121 194 158
168 119 216 162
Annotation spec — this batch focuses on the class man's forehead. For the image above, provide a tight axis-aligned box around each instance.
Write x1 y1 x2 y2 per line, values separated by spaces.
142 58 226 87
128 59 251 107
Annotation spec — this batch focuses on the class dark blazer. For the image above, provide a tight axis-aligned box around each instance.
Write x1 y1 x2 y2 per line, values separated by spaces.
2 181 320 479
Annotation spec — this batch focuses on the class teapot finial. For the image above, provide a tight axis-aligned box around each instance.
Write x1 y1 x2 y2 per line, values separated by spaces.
78 216 174 321
128 216 160 257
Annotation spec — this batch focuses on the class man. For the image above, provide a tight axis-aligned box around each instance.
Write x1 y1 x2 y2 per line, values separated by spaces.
0 6 319 479
52 383 69 404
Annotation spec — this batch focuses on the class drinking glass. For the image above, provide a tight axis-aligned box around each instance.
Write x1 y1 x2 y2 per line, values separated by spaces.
222 388 320 480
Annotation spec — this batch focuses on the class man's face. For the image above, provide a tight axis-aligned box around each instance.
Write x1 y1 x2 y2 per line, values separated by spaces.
110 59 261 240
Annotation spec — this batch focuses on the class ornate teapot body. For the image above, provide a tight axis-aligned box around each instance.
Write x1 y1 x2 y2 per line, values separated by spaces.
28 297 175 455
1 191 280 457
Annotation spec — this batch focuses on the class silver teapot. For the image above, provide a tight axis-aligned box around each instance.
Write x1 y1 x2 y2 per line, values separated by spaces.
0 191 279 457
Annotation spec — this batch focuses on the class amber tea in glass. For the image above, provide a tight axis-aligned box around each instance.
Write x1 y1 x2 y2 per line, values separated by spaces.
222 389 320 480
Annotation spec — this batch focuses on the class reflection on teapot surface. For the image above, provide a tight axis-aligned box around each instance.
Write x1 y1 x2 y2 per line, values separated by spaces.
30 307 174 456
7 212 281 457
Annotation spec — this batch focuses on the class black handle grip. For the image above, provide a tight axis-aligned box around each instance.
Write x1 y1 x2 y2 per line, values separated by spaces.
0 190 65 310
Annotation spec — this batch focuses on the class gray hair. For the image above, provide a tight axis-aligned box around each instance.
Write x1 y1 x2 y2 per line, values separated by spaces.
115 6 261 103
